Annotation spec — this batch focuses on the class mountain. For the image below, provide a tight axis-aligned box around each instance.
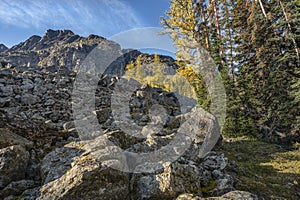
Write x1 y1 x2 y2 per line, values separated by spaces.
0 44 8 53
1 29 177 75
1 29 114 70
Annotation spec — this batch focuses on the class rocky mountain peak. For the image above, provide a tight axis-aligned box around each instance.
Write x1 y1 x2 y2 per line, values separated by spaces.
87 34 105 40
0 44 8 53
0 29 117 70
35 29 79 50
44 29 75 38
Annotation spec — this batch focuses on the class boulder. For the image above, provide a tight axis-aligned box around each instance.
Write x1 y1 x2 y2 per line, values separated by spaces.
131 161 202 199
0 86 13 97
0 97 13 107
0 145 30 189
38 152 130 200
21 94 40 105
0 129 33 149
201 152 228 171
19 186 41 200
219 190 258 200
41 145 83 184
0 69 12 78
0 180 37 199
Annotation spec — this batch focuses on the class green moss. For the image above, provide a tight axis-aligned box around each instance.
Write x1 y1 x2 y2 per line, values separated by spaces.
12 195 25 200
201 181 217 194
190 186 199 194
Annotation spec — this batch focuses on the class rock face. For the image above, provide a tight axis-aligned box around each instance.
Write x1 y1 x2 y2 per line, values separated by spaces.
0 30 256 199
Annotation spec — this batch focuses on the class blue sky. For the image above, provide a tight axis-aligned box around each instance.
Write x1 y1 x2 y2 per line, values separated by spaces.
0 0 171 48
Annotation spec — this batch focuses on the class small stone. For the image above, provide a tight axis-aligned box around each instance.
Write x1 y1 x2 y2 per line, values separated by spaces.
201 152 228 171
44 99 55 106
0 86 13 96
21 94 40 105
0 97 12 107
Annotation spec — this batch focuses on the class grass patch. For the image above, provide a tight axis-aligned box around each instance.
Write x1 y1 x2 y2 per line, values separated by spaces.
218 136 300 199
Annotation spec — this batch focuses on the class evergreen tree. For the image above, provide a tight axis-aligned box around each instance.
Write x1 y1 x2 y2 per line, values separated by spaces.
162 0 300 138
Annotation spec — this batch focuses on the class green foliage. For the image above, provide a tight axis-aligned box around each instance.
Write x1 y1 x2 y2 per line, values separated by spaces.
223 115 257 137
163 0 300 138
291 68 300 130
201 180 217 194
176 61 210 109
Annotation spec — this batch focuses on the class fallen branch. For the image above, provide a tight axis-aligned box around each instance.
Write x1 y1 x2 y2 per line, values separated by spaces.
257 125 286 138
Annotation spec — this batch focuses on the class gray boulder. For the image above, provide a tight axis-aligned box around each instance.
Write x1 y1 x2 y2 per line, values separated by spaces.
199 152 234 196
201 152 228 171
131 161 202 199
21 94 40 105
0 129 33 149
0 180 37 199
0 86 13 97
0 145 30 189
38 152 130 200
41 145 83 184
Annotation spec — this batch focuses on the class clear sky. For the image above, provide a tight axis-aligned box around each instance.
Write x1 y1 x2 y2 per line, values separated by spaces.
0 0 171 48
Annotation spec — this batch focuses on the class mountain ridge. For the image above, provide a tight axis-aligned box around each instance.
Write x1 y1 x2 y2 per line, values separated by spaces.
0 44 8 53
1 29 177 76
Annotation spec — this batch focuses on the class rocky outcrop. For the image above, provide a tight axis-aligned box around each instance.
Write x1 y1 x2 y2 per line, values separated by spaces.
8 35 42 52
104 52 178 76
19 144 234 200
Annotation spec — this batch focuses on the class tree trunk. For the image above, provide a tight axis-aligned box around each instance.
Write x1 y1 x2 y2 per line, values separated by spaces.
279 0 300 62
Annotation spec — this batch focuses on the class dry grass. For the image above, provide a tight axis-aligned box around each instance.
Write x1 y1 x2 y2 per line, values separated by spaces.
218 136 300 199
